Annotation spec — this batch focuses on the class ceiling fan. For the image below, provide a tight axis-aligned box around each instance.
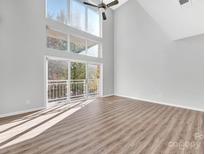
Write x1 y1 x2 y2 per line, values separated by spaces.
83 0 119 20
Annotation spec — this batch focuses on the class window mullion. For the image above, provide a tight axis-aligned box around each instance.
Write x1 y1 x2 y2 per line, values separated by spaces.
85 7 88 32
67 33 70 53
67 0 71 25
97 41 100 58
100 12 102 37
85 39 88 55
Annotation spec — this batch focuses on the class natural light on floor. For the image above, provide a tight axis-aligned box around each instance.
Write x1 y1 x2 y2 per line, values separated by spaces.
0 100 94 149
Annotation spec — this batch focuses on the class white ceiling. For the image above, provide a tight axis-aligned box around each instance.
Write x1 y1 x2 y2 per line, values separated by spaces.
92 0 203 40
134 0 204 40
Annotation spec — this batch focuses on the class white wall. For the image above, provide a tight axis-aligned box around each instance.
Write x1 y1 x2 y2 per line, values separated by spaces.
114 0 204 110
0 0 46 115
102 9 114 95
0 0 203 115
0 0 114 115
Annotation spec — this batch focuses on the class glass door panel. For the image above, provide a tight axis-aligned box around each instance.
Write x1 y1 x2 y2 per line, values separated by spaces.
47 58 101 104
87 64 100 97
47 59 69 103
70 62 86 100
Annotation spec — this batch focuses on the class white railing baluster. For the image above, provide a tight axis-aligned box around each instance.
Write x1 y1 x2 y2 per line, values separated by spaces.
48 79 99 102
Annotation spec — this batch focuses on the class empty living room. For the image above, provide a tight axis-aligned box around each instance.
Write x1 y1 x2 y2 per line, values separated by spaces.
0 0 204 153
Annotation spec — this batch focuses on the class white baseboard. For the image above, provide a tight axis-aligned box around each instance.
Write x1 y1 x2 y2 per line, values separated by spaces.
1 94 202 118
115 94 204 112
102 94 114 97
0 107 45 118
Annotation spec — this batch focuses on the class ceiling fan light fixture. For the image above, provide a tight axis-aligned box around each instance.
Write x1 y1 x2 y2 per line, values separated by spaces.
83 0 119 20
179 0 189 5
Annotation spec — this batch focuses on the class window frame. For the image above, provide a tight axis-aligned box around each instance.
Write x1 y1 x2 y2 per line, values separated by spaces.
45 0 102 37
46 25 102 58
87 7 101 37
46 26 69 51
69 33 101 58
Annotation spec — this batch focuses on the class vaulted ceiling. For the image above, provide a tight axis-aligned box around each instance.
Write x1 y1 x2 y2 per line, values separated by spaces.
113 0 204 40
136 0 204 40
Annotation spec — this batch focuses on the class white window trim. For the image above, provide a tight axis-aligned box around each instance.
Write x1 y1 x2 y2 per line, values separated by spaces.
46 25 102 58
45 0 102 38
45 56 103 107
44 0 104 105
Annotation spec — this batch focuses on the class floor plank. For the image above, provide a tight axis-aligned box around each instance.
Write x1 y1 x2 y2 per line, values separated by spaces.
0 96 203 154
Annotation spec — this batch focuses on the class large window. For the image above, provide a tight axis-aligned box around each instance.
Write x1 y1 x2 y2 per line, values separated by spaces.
46 0 101 37
46 0 103 103
47 26 100 57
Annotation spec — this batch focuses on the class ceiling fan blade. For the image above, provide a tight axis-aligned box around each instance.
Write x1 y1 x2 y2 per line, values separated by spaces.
83 2 98 7
107 0 119 7
102 12 107 20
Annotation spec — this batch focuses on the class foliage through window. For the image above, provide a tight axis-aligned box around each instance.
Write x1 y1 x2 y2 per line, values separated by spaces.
47 0 68 24
47 27 68 51
87 64 100 79
71 62 86 80
87 64 100 95
46 0 101 36
48 60 68 80
70 35 86 54
46 27 101 57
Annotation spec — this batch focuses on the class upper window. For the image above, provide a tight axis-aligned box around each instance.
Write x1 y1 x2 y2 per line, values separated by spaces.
70 0 86 31
87 8 100 36
46 0 101 37
47 0 68 24
47 27 68 51
70 35 86 54
70 35 99 57
46 26 101 57
87 39 99 57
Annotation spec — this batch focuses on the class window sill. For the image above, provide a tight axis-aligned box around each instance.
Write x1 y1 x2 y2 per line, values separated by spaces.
46 18 103 42
45 48 103 63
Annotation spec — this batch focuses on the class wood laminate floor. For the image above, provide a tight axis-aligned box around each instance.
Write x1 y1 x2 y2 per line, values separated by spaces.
0 96 204 154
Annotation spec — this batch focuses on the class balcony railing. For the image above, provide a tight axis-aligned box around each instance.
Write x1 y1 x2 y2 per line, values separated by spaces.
48 79 99 102
70 79 86 99
87 79 100 96
48 80 68 102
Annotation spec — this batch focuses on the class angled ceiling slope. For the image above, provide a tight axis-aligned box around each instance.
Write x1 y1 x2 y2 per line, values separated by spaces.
136 0 204 40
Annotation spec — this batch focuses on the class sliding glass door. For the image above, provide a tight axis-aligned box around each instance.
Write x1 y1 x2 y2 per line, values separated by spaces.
47 58 101 105
47 59 69 103
70 62 86 100
87 64 100 97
